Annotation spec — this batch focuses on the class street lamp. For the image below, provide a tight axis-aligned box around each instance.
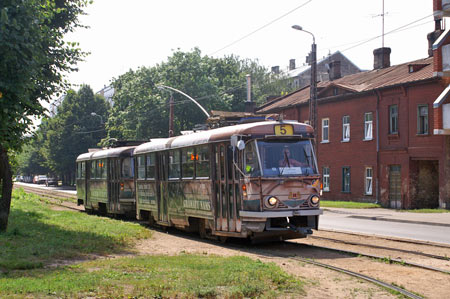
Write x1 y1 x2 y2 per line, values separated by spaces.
157 84 210 137
292 25 317 140
90 112 104 124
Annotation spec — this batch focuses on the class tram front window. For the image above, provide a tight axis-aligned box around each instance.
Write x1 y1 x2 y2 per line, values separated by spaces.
257 140 317 177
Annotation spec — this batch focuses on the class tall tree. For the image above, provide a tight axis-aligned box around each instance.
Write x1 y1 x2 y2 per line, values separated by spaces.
43 85 109 184
0 0 89 231
105 48 293 141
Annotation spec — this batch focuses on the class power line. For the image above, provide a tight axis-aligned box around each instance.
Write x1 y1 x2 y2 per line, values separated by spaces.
209 0 313 56
340 13 433 53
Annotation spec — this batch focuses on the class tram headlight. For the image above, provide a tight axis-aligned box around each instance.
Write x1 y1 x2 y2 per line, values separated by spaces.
265 196 278 208
309 195 320 207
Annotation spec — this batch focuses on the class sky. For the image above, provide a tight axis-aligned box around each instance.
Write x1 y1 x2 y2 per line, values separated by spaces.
64 0 435 94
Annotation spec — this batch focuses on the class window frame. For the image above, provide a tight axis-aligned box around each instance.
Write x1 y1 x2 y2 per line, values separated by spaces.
417 104 429 135
196 145 210 179
168 150 181 180
322 166 330 192
389 104 398 134
342 166 351 193
322 118 329 143
181 147 195 179
137 155 146 179
364 112 373 140
342 115 350 142
365 167 373 195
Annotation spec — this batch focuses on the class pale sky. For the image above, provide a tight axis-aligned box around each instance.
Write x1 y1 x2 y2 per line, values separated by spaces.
65 0 434 94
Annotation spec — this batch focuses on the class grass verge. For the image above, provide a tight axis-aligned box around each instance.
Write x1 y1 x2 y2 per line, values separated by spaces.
0 188 151 271
321 200 382 209
0 255 305 298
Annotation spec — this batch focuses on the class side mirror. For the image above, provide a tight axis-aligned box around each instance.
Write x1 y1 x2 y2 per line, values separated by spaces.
237 140 245 151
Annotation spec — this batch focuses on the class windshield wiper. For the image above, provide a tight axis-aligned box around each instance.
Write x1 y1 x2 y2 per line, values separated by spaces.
279 151 290 176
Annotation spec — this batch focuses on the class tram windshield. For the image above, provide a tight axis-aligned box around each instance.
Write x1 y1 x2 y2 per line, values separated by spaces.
244 140 317 177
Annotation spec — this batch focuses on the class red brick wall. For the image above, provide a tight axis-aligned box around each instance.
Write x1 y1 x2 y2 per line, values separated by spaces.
279 80 447 208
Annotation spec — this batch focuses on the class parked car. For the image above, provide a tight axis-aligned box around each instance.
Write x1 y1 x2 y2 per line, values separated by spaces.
45 177 58 187
35 175 47 184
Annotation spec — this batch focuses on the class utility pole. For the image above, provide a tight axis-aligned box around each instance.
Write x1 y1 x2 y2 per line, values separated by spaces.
169 93 174 137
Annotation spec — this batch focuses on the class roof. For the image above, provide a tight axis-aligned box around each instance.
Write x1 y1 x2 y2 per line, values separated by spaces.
286 51 361 78
76 146 136 162
258 57 434 113
134 121 313 154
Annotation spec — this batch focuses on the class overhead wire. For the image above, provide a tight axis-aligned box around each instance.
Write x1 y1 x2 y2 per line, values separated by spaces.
209 0 313 56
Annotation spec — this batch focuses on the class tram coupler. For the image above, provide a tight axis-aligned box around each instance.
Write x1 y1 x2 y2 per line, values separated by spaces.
288 224 313 235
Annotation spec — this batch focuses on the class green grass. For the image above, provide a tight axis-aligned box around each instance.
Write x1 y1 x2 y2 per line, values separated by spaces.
0 255 305 298
0 189 151 271
321 200 382 209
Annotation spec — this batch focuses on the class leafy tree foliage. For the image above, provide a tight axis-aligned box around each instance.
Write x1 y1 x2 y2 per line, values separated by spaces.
106 49 293 140
0 0 89 231
42 85 109 184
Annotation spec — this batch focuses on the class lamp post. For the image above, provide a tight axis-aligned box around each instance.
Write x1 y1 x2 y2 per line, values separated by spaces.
157 85 210 137
291 25 317 140
90 112 104 124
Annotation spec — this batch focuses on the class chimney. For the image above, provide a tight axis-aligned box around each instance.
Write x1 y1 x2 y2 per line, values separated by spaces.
289 59 296 71
271 66 280 74
427 19 444 57
328 60 341 80
373 47 391 69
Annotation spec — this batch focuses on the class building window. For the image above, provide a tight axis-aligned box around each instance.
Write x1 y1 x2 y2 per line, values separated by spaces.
365 167 373 195
389 105 398 134
322 118 329 142
342 167 351 192
342 115 350 141
364 112 373 140
417 105 428 135
323 167 330 192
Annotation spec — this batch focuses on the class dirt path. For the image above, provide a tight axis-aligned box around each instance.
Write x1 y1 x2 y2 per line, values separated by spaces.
134 230 397 298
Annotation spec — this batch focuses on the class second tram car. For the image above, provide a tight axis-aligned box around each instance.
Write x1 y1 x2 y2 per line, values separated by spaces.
76 120 323 241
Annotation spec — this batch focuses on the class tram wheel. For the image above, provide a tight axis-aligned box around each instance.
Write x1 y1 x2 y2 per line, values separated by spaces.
218 236 228 243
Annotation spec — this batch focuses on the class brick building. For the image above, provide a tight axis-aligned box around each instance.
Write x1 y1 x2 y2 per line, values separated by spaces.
257 2 450 209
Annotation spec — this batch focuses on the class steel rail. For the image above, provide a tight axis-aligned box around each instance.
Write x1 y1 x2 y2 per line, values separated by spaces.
310 235 450 261
320 229 450 249
293 242 450 275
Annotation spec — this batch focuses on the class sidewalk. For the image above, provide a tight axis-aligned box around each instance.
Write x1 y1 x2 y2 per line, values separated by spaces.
324 207 450 227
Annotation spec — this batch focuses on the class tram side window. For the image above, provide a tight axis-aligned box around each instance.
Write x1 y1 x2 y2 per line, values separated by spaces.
121 157 133 178
81 162 85 179
196 145 209 178
90 161 96 178
76 163 80 179
137 156 145 179
146 153 155 179
96 159 107 179
244 141 260 177
182 148 195 178
169 150 180 179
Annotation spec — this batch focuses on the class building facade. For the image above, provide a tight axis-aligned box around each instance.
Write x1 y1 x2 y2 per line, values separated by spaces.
258 32 450 208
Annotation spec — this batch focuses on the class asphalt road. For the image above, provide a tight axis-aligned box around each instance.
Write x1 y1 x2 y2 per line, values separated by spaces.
320 210 450 245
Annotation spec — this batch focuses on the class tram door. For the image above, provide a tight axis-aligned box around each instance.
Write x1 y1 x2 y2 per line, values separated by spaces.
157 153 169 223
108 158 120 213
214 144 238 232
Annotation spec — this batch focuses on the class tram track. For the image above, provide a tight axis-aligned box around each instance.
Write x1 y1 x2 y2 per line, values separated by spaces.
16 184 449 298
309 235 450 261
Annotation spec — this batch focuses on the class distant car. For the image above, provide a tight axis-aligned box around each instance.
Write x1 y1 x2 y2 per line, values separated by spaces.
36 175 47 184
45 177 58 187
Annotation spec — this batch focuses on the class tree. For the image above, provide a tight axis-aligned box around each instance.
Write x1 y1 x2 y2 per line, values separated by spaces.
0 0 89 231
43 85 109 184
105 48 293 141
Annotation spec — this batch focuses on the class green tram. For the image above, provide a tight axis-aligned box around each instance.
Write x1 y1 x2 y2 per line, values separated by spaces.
76 120 323 241
76 146 136 216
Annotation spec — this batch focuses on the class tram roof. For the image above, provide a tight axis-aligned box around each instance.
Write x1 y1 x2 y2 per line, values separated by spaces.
134 120 312 154
76 146 136 162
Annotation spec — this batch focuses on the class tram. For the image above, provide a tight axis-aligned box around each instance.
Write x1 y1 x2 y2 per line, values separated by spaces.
76 146 136 216
76 120 323 241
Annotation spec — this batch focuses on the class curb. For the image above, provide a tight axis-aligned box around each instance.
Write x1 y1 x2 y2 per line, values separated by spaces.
347 215 450 228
